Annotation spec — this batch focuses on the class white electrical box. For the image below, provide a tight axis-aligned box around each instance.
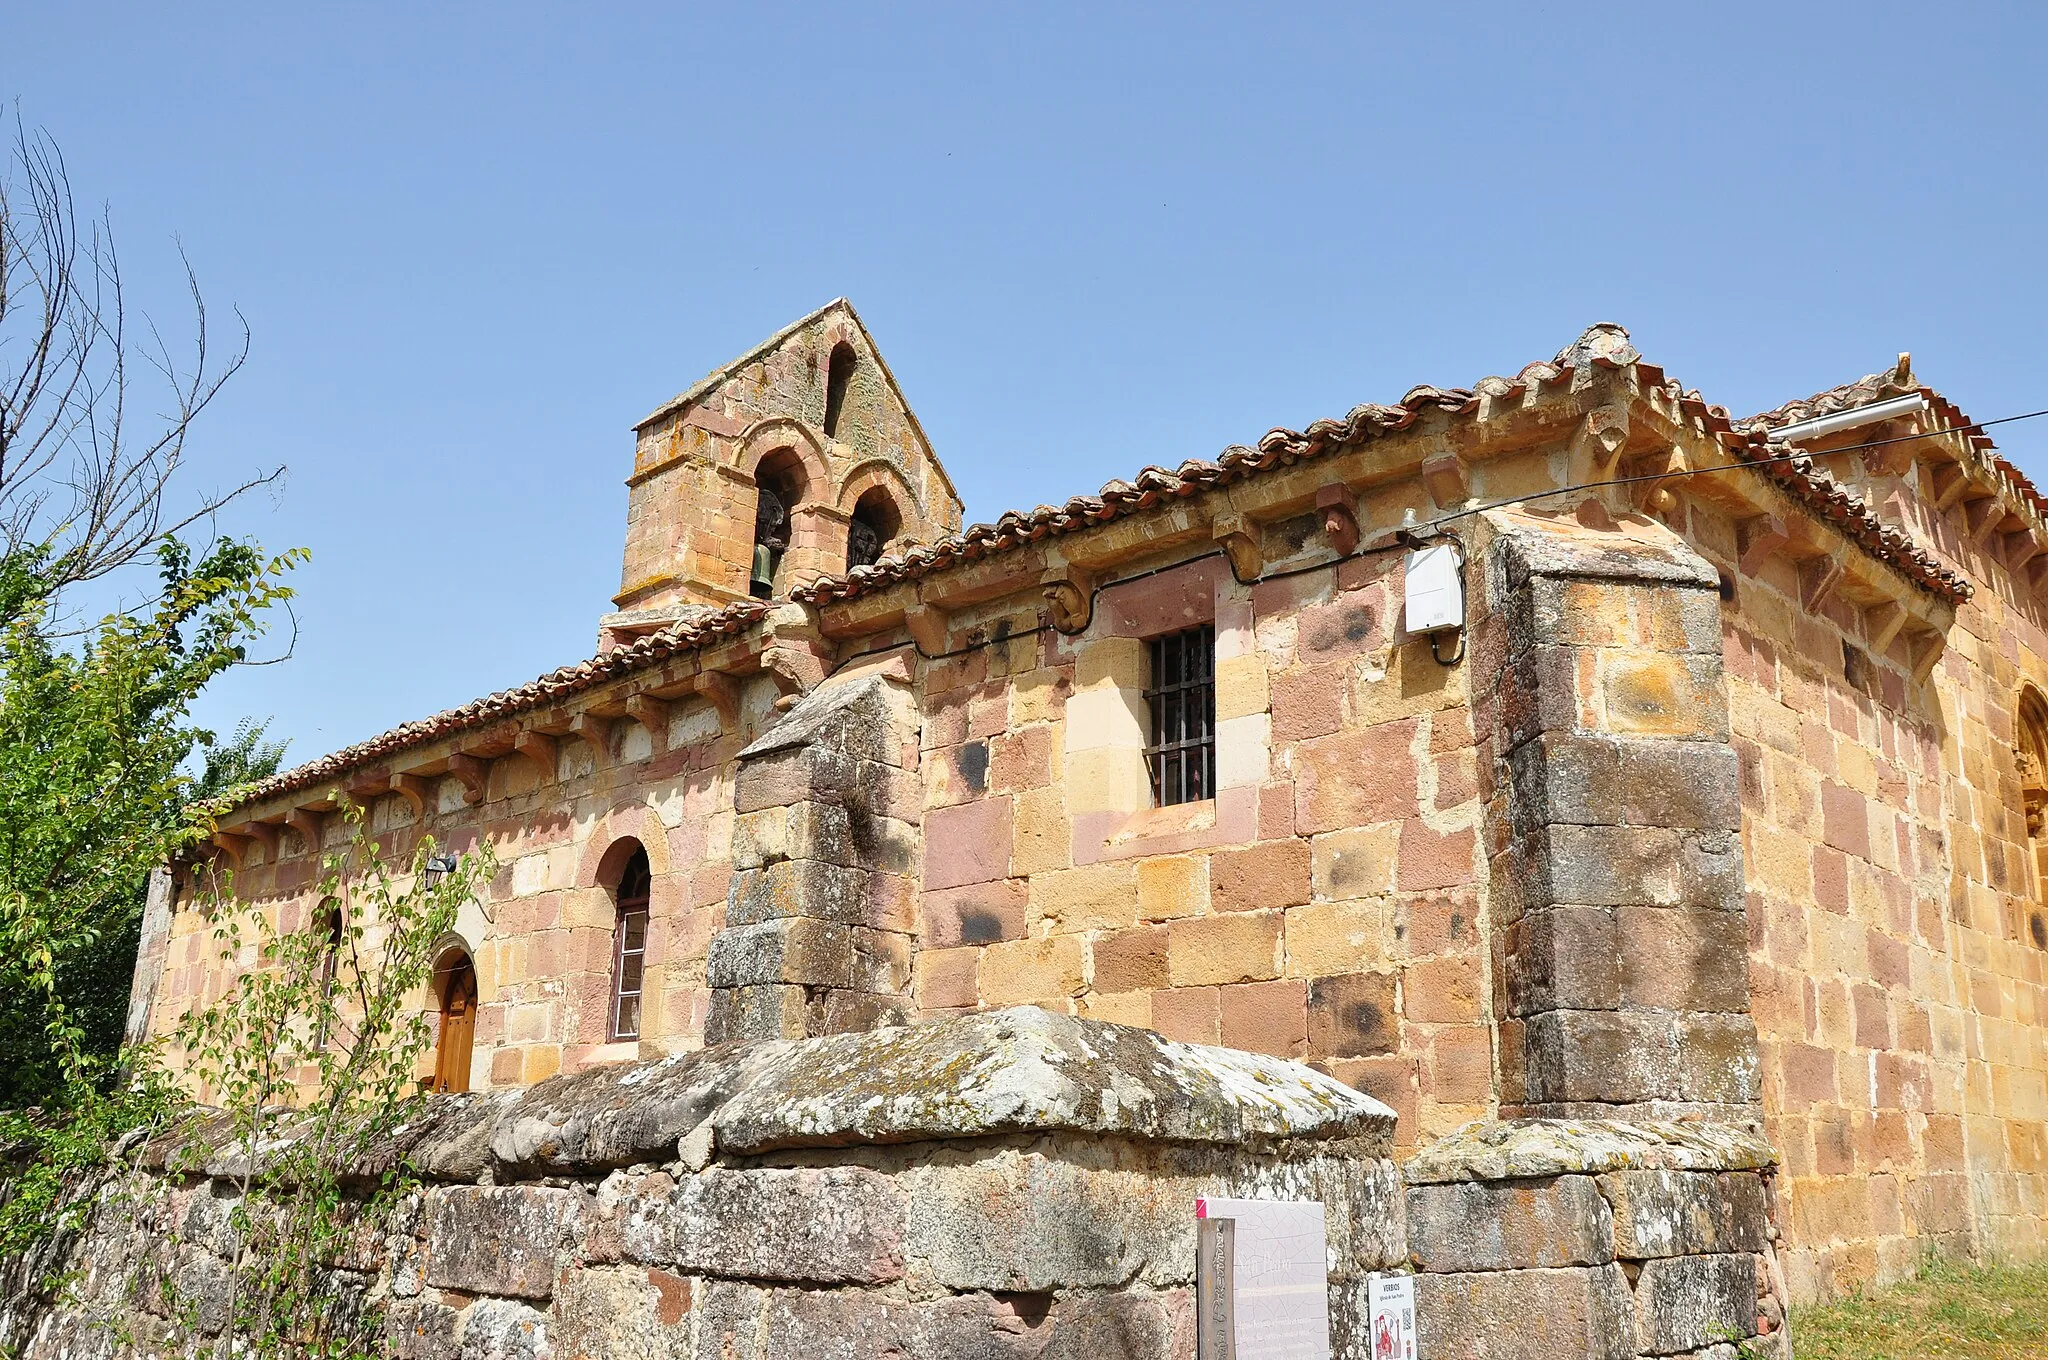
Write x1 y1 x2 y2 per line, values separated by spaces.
1404 542 1464 634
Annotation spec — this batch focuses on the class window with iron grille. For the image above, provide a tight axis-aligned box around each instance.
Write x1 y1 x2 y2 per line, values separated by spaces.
609 849 652 1042
1145 624 1216 806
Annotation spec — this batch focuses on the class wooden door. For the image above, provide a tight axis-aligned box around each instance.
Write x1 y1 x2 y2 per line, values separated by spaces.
432 958 477 1093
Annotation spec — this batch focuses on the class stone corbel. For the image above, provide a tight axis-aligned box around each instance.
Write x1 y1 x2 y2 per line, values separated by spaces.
1419 452 1470 512
513 729 558 780
1628 447 1690 516
623 694 669 751
1864 601 1909 655
285 806 326 852
2028 557 2048 595
2005 530 2043 574
391 773 434 819
762 644 827 708
1572 404 1632 473
1735 515 1793 579
567 711 608 754
1920 458 1973 512
1041 563 1095 634
693 671 743 731
238 820 282 862
211 831 252 870
1316 484 1362 556
1798 558 1846 613
904 602 950 655
1963 495 2005 544
447 753 490 806
1904 623 1947 682
1212 515 1262 583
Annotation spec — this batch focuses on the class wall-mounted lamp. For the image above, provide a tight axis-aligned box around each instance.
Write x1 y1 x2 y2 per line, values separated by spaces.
420 853 459 891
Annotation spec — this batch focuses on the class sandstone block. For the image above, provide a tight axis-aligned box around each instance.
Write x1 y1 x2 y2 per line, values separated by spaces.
1633 1253 1757 1355
1285 898 1388 978
980 935 1085 1003
1407 1175 1614 1272
1137 854 1209 920
903 1153 1180 1291
1414 1263 1635 1360
925 797 1014 889
1597 1170 1732 1259
1616 904 1750 1013
1307 970 1399 1058
921 880 1028 948
1218 978 1308 1057
1523 1010 1760 1107
626 1166 905 1284
706 918 851 989
1503 904 1619 1015
1168 912 1281 986
1092 924 1169 993
424 1186 581 1300
1211 838 1311 912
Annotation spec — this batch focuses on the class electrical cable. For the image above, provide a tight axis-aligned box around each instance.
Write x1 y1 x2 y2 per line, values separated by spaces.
811 405 2048 682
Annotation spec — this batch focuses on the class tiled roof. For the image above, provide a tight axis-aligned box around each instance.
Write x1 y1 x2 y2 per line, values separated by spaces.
225 328 1986 815
794 340 1974 609
1743 365 2048 528
227 600 770 809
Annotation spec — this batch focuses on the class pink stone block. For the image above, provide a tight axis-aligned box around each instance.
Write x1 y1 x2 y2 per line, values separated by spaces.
924 797 1014 890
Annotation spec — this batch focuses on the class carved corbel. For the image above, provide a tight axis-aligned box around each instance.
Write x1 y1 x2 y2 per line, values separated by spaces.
2005 530 2043 573
904 602 950 655
239 820 282 861
1212 516 1262 582
447 753 489 805
2029 557 2048 594
1315 484 1361 556
391 773 433 819
567 711 608 754
693 671 742 731
512 729 558 779
1864 601 1909 655
1419 452 1471 512
1041 564 1095 634
1629 447 1690 516
211 831 251 870
285 806 326 851
1572 405 1632 472
623 694 669 751
762 645 827 706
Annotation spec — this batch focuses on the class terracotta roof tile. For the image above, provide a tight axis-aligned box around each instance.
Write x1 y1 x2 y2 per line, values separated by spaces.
229 600 770 808
227 330 1986 815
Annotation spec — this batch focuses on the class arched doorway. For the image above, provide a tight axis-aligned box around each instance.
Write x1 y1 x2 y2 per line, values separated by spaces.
431 950 477 1093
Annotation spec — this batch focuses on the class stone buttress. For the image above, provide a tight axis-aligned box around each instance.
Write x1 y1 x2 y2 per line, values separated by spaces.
708 673 922 1042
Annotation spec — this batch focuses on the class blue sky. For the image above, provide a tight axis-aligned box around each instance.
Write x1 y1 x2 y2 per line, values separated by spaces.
10 3 2047 766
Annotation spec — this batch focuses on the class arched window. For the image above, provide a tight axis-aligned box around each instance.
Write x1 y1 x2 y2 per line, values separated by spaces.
315 899 343 1047
2019 689 2048 948
846 487 901 571
749 450 807 600
823 342 857 440
430 949 477 1093
609 847 652 1042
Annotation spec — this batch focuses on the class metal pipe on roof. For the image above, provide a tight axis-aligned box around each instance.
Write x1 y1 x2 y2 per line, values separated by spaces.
1768 393 1929 445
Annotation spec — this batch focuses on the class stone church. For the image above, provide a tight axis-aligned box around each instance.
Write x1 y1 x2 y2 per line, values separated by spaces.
129 300 2048 1309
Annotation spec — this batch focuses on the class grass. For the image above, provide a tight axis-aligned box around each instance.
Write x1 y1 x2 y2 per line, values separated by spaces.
1793 1258 2048 1359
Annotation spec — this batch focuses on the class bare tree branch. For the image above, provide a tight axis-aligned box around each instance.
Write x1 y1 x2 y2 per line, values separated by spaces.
0 113 276 610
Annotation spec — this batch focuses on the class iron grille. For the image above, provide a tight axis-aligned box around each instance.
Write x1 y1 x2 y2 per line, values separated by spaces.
1146 624 1217 806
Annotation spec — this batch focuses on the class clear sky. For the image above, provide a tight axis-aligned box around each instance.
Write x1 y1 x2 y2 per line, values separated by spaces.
10 3 2048 768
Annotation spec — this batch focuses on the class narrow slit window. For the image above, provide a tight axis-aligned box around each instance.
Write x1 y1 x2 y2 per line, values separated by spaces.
609 849 652 1041
1145 624 1217 806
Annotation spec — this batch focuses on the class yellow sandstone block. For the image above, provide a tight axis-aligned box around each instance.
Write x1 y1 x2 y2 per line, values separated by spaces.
1029 862 1139 934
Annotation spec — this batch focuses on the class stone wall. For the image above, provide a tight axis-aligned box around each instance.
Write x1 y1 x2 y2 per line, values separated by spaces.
5 1009 1788 1360
1680 469 2048 1298
912 538 1489 1154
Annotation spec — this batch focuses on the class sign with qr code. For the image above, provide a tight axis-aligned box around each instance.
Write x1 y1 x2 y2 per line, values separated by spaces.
1368 1274 1418 1359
